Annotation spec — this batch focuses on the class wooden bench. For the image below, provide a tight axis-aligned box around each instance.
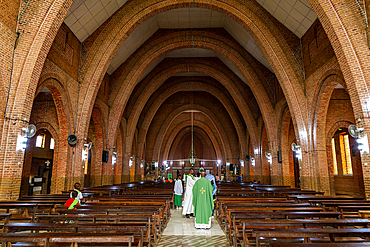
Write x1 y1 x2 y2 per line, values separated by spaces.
36 214 157 244
6 222 147 247
338 206 370 218
238 219 370 247
288 195 365 203
270 243 370 247
0 232 134 247
56 208 162 238
253 228 370 247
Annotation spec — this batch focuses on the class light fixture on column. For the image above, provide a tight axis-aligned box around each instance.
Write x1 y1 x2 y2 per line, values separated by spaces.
357 134 369 153
17 124 37 151
129 155 134 167
154 162 158 167
16 134 27 151
112 151 118 165
291 143 302 159
216 159 221 168
240 159 244 167
141 159 144 168
348 124 369 153
250 157 255 166
82 142 92 161
265 152 272 164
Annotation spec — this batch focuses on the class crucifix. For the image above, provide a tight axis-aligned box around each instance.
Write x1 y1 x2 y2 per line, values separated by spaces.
200 187 205 194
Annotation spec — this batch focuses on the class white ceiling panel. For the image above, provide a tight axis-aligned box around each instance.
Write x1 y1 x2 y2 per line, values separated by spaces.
65 0 128 42
64 1 317 79
105 8 274 75
256 0 316 37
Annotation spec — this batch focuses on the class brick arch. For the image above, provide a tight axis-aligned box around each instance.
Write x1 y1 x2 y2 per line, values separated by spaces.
34 77 71 193
308 1 370 124
311 70 346 194
151 104 232 164
107 29 276 151
166 128 219 175
78 4 303 160
36 73 74 130
34 123 59 193
123 59 256 159
156 119 226 167
131 79 248 162
165 126 221 164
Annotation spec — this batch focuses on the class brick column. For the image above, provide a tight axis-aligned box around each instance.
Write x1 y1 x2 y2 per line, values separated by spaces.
102 149 113 186
122 153 130 183
67 141 85 189
0 122 25 200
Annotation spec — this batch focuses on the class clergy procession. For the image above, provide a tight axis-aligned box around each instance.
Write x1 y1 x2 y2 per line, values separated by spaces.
3 0 370 246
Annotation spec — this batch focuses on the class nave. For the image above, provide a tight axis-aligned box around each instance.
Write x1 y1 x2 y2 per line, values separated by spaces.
1 181 370 246
158 208 229 247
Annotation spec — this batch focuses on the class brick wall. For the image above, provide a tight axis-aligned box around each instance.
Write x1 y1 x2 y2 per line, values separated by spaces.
325 89 364 196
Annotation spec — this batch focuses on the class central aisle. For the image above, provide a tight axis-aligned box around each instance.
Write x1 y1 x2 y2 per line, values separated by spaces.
157 208 231 247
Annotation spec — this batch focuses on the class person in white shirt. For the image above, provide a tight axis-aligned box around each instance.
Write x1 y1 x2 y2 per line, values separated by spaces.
174 174 183 209
70 182 83 204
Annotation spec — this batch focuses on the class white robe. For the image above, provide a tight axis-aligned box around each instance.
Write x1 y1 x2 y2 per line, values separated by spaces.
182 175 198 215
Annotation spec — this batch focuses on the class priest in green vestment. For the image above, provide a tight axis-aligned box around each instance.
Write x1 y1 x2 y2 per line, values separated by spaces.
192 170 214 229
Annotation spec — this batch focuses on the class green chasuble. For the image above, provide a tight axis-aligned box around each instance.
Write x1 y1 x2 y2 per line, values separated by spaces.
192 177 214 225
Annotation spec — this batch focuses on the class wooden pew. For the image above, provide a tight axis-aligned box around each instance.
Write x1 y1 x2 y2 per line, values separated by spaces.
225 207 323 230
0 203 37 222
239 219 370 247
0 232 134 247
56 208 162 240
338 206 370 218
270 243 370 247
227 211 342 246
36 214 157 244
288 195 365 203
6 222 147 247
74 204 167 229
253 228 370 247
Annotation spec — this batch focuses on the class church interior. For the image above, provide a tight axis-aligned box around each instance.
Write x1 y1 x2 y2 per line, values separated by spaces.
1 0 370 246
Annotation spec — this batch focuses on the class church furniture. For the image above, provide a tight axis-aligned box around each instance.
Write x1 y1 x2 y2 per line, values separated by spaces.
0 232 134 247
253 228 370 247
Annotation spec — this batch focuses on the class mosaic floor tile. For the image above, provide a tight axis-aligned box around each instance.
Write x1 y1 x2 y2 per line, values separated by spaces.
157 209 231 246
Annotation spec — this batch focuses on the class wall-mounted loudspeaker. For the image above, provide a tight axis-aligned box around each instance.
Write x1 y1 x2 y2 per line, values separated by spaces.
102 150 109 162
278 151 282 163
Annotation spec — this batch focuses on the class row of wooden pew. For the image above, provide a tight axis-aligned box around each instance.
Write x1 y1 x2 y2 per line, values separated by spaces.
0 181 174 247
215 182 370 247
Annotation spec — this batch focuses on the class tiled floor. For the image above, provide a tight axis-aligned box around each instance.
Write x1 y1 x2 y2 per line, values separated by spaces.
157 208 231 246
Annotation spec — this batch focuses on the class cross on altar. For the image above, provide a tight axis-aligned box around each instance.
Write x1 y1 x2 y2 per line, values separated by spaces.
45 160 50 166
200 187 205 194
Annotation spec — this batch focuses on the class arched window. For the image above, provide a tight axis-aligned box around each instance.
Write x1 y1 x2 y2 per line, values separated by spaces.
331 128 353 175
35 134 45 148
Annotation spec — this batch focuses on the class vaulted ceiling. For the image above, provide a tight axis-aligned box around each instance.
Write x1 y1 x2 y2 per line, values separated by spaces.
64 0 317 77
